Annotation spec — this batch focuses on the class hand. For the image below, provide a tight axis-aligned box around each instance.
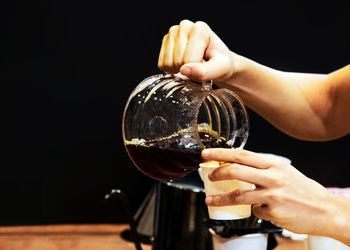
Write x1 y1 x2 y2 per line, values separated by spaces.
201 148 338 236
158 20 235 82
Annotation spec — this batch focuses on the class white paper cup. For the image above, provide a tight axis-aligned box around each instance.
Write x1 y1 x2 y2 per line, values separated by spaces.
306 235 350 250
210 230 268 250
200 161 254 220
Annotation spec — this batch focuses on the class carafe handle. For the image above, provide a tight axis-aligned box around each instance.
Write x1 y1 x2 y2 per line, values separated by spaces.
162 71 213 90
202 80 213 91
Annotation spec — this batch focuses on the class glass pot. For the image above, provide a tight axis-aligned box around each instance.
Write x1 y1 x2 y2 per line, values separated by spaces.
122 74 249 181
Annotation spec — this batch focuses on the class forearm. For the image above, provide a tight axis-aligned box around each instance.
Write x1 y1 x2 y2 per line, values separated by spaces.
326 194 350 246
215 52 331 141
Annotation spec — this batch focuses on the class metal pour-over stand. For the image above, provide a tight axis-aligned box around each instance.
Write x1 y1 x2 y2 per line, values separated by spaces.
105 181 283 250
206 217 282 249
104 185 157 250
104 189 144 250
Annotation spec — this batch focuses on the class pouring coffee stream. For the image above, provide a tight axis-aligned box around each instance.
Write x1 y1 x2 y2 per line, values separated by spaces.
122 73 249 180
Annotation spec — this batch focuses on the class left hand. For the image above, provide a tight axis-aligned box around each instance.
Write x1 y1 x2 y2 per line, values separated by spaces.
201 148 336 235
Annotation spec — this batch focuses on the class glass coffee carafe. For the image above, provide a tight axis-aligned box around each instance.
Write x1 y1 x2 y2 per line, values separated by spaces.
122 74 249 181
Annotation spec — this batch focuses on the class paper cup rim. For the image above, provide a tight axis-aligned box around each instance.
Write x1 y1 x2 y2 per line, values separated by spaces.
199 162 229 168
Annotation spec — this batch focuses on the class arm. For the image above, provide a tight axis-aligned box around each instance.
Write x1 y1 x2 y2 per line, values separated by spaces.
331 194 350 245
158 20 350 244
201 148 350 246
158 20 350 141
216 57 350 141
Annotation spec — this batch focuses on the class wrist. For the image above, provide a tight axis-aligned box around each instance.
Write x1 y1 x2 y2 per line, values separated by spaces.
325 193 350 245
215 51 250 87
230 51 247 76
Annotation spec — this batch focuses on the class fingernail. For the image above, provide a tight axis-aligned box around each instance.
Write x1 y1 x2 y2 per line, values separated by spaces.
205 196 213 205
202 149 210 158
180 65 191 76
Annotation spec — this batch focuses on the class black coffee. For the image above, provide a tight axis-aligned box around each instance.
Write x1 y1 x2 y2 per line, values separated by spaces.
125 131 230 180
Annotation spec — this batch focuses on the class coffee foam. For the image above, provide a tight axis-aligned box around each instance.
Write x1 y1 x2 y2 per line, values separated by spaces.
125 122 222 147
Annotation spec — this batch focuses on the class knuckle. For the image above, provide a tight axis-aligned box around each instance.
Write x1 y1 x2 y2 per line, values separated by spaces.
266 190 276 200
273 158 286 166
252 204 269 220
194 20 209 29
169 25 178 34
264 159 275 169
208 148 219 159
194 21 210 38
214 197 225 206
178 20 193 37
211 165 235 180
252 204 262 216
269 171 287 187
227 163 241 177
269 207 279 218
223 168 236 180
229 189 243 204
265 155 288 168
233 149 248 162
195 67 207 81
180 19 193 26
266 189 282 202
274 178 286 187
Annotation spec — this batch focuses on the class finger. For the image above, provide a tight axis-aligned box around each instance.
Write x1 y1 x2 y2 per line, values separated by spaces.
202 148 276 169
252 204 274 221
180 54 231 81
205 188 266 206
208 163 270 187
183 21 211 64
158 34 167 71
173 20 193 70
162 25 178 73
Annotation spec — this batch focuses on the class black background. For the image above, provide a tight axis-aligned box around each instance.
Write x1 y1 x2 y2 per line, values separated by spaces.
1 0 349 225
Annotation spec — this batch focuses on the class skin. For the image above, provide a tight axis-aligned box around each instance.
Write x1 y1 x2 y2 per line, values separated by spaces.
158 20 350 245
202 148 350 245
158 20 350 141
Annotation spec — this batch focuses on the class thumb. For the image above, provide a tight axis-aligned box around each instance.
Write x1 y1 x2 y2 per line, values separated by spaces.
180 55 232 82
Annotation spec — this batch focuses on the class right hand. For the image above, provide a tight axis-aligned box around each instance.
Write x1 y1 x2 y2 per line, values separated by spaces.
158 20 235 82
201 148 344 237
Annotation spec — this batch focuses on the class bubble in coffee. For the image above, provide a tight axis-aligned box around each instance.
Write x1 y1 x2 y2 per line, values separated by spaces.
125 124 231 180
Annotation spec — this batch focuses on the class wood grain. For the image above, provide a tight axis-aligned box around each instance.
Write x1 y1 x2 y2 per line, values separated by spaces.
0 224 304 250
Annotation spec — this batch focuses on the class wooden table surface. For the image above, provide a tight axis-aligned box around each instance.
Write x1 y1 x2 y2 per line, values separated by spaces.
0 224 305 250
